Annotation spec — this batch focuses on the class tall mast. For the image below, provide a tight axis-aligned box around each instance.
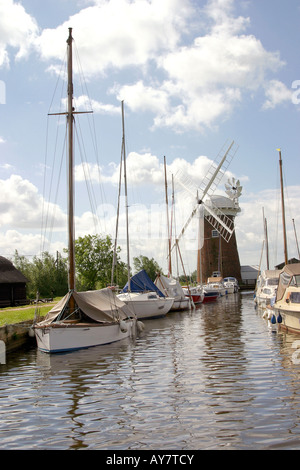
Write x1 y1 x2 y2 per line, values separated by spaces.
278 149 288 265
292 218 300 259
262 207 269 270
164 156 172 276
48 28 92 305
67 27 75 294
121 101 131 292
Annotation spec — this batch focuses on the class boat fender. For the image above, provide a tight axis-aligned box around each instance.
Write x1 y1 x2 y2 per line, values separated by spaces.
119 320 128 333
277 313 282 324
137 321 145 332
28 328 35 338
271 314 276 325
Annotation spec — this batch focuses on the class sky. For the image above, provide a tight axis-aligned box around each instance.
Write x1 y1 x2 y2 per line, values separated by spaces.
0 0 299 278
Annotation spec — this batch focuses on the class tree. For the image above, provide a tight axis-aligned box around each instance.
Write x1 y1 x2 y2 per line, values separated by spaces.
133 255 162 281
74 234 128 290
13 250 68 298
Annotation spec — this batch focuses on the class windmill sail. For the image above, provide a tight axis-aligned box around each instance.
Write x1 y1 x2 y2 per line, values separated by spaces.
172 140 238 250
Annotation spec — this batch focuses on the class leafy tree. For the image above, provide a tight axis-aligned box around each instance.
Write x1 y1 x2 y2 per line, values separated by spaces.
13 250 68 298
73 234 128 290
133 255 162 281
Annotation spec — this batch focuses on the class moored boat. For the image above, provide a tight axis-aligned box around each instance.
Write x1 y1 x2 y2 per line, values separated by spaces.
33 29 137 353
155 273 191 311
118 270 174 319
182 286 204 304
254 270 280 308
203 277 226 296
273 263 300 333
34 289 137 353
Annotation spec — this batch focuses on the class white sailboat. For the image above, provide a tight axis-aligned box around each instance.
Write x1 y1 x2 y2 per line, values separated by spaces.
33 29 136 353
154 157 191 311
273 149 300 333
115 102 174 319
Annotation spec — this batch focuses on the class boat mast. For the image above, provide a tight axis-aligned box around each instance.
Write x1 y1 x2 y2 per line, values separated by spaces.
292 218 300 259
48 28 92 308
164 156 172 276
67 28 75 296
121 101 131 292
262 207 269 270
278 149 288 265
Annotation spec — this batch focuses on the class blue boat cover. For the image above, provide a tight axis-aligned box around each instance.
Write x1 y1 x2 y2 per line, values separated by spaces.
122 270 165 297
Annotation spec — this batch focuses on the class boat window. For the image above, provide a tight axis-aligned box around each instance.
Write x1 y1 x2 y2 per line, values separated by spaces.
293 275 300 287
280 272 291 287
263 288 272 295
268 279 279 286
148 294 157 299
290 292 300 304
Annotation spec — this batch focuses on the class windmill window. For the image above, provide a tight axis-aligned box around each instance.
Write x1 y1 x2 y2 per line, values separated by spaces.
212 230 219 238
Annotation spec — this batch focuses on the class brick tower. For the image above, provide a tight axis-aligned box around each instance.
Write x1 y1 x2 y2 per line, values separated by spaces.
199 194 242 283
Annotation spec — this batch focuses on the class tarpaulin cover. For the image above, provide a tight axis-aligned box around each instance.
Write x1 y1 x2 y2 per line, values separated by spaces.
122 270 164 297
38 288 134 325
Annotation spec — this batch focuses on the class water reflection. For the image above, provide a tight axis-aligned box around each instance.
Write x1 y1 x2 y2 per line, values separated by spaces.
1 293 300 449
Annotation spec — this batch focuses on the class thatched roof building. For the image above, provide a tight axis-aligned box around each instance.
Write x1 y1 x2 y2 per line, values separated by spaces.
0 256 28 307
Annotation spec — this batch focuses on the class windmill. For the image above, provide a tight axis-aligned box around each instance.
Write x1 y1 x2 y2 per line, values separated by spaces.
172 140 239 248
225 177 243 204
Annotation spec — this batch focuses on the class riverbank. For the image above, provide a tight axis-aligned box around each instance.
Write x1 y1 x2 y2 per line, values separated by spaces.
0 301 56 353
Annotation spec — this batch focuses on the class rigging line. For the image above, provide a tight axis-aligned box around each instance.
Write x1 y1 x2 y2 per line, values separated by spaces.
41 57 68 254
73 118 102 234
73 42 108 209
47 128 67 247
41 113 67 252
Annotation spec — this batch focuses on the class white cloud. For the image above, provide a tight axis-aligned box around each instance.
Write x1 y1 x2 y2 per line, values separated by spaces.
0 174 65 229
2 0 286 133
73 95 120 115
0 0 38 67
263 80 293 110
108 0 284 131
236 186 300 267
35 0 190 75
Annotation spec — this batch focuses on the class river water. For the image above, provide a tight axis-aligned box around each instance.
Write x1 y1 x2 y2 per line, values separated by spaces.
1 291 300 450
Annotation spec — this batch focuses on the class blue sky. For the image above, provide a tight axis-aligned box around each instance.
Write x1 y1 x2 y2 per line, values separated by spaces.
0 0 299 276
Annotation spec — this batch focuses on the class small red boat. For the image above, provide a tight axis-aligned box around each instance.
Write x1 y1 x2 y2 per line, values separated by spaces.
202 291 219 303
182 286 204 304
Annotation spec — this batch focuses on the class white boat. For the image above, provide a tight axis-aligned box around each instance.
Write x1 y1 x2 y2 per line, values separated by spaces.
117 291 174 319
254 270 280 308
203 277 226 296
223 277 239 293
273 263 300 333
117 270 174 319
33 29 137 353
34 289 137 353
155 273 191 311
112 103 174 320
266 151 300 333
182 286 204 304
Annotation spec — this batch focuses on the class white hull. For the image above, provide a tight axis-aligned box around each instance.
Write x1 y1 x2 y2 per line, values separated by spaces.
256 294 273 308
224 286 235 294
117 292 174 319
34 319 136 353
204 285 225 296
274 307 300 333
171 297 191 311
